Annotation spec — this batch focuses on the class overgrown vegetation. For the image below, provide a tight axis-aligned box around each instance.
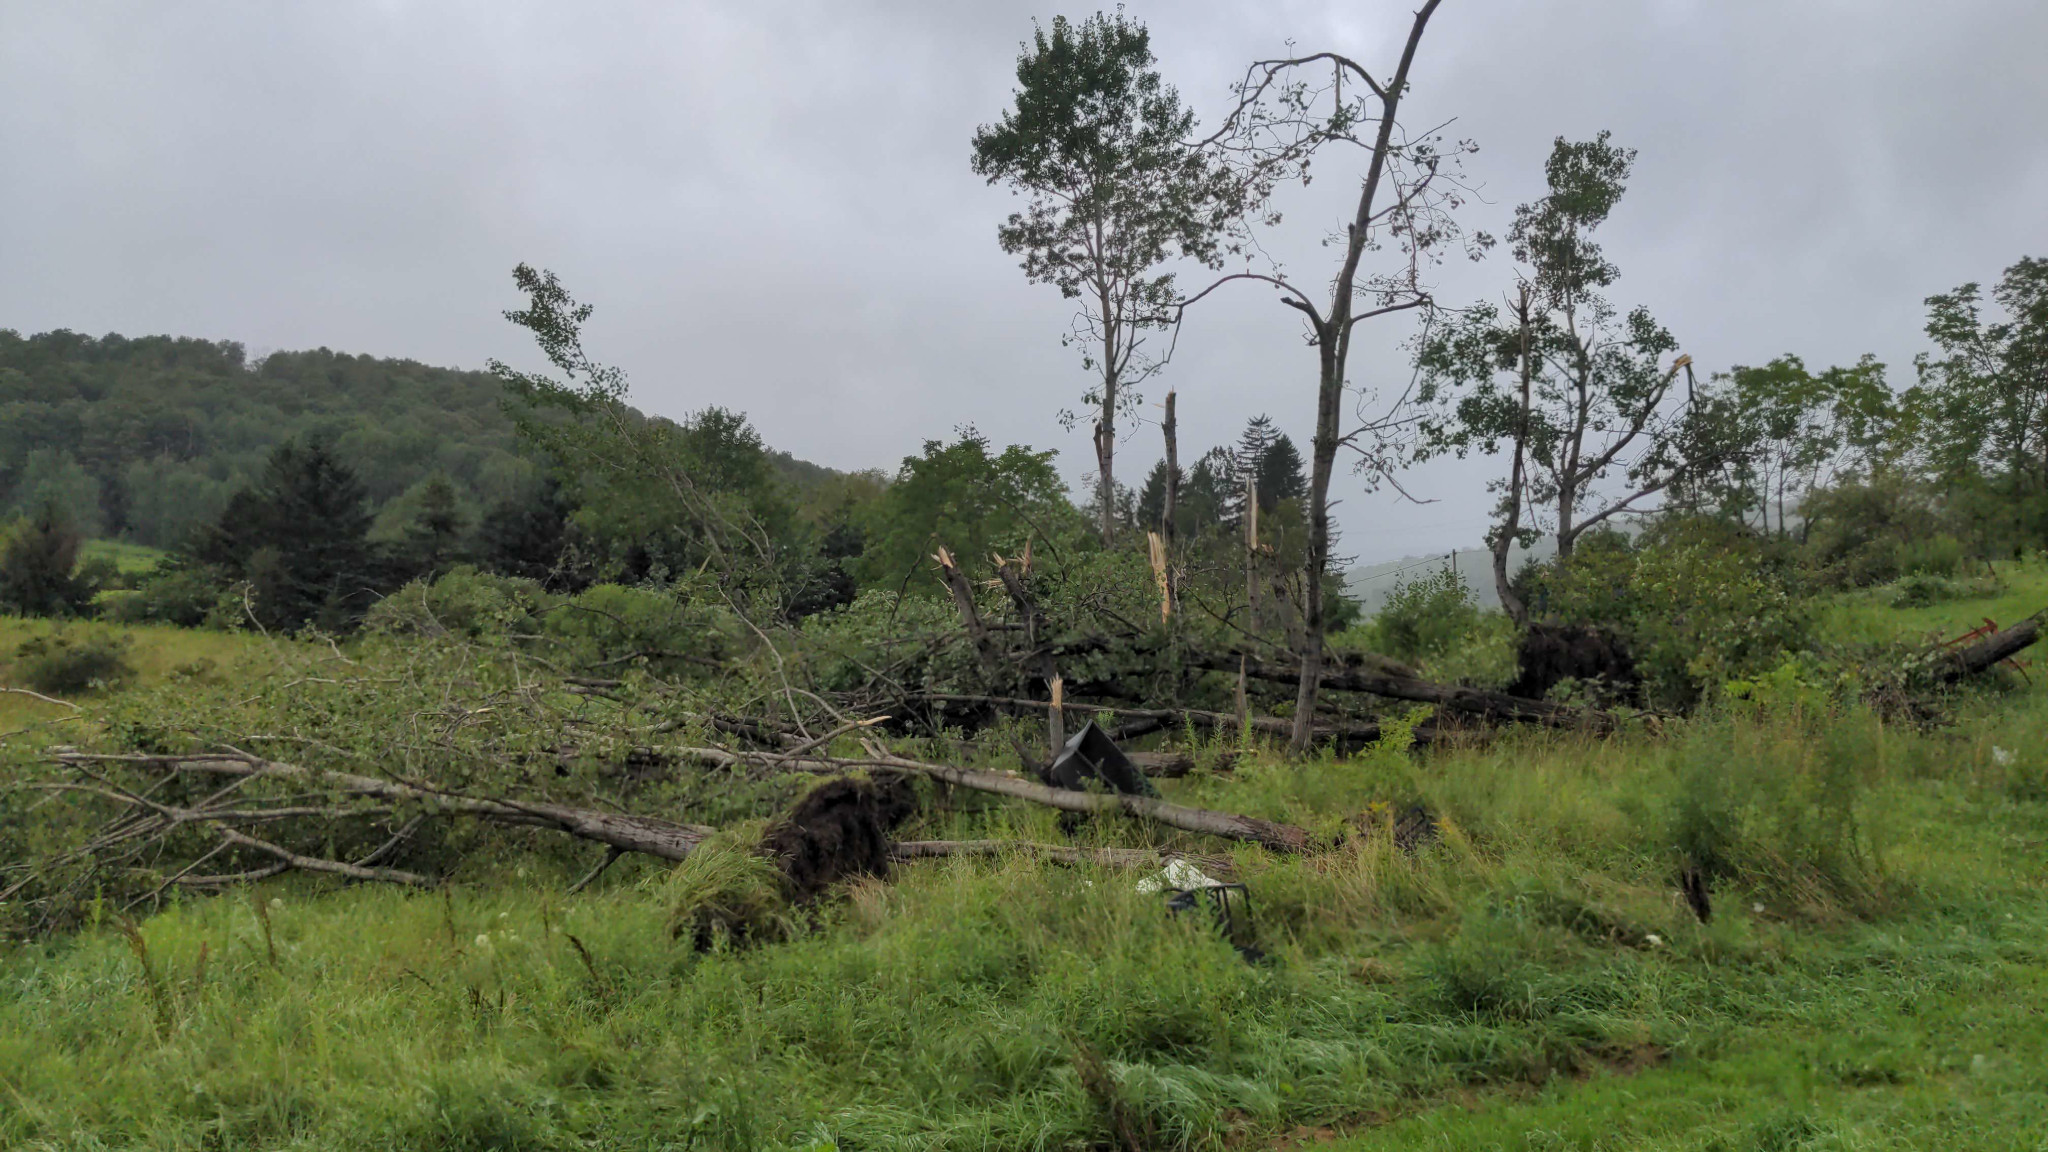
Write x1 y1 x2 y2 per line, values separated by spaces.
4 5 2047 1147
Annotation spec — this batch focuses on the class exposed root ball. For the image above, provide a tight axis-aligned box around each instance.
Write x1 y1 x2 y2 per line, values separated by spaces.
761 774 920 904
1509 622 1639 702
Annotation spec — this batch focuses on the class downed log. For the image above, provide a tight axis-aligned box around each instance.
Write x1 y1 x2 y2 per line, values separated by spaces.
856 744 1312 854
1193 651 1615 733
891 839 1231 874
50 751 717 864
1930 609 2048 684
915 693 1411 747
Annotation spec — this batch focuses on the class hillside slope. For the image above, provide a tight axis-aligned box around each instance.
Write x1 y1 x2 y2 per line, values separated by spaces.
0 328 859 550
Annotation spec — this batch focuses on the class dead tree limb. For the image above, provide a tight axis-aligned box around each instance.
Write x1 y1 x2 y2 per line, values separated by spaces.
891 839 1230 873
933 547 1000 672
856 743 1312 853
915 692 1415 747
1194 652 1614 733
51 751 717 863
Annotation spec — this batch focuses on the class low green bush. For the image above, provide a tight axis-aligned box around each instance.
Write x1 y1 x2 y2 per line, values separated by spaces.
9 629 134 695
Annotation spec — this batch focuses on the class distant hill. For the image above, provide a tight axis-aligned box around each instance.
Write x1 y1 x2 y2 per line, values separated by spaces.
1345 538 1557 616
0 328 857 550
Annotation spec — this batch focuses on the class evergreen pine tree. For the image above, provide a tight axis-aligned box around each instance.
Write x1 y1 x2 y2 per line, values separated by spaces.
402 475 466 578
1255 433 1308 511
189 438 375 629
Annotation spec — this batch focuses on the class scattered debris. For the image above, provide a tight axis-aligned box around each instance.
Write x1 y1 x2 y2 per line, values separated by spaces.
1134 858 1227 894
1047 722 1158 797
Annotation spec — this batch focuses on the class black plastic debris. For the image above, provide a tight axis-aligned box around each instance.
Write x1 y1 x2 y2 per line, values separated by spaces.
1164 882 1264 964
1047 721 1159 797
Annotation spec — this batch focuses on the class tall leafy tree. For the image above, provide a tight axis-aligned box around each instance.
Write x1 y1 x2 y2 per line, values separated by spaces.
490 265 796 599
1417 133 1702 618
1690 354 1894 535
1907 256 2048 489
857 430 1079 590
971 10 1240 542
401 474 467 579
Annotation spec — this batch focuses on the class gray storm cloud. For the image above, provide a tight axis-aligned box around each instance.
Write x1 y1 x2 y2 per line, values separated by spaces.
3 0 2043 561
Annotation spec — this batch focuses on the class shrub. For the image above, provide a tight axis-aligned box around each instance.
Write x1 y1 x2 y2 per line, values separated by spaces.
363 566 549 640
1361 568 1484 666
104 565 233 627
1666 717 1883 917
1799 476 1949 587
542 582 732 674
9 630 133 695
0 506 90 618
656 825 796 950
1545 518 1812 710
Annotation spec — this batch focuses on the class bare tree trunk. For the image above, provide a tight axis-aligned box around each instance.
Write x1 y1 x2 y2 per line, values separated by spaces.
1287 0 1441 754
1094 417 1116 542
1162 390 1179 544
1245 476 1262 631
1095 284 1120 544
1291 342 1342 751
1495 286 1535 626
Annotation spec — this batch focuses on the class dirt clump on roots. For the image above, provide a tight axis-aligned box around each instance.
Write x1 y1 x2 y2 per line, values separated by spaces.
1508 622 1640 703
761 774 920 904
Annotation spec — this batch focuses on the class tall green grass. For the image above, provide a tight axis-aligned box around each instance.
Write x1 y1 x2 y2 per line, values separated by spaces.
5 696 2046 1150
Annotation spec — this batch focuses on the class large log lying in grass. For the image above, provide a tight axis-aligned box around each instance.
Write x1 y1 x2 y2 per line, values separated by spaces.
1930 609 2048 684
673 744 1312 853
1192 651 1616 733
854 745 1313 854
49 751 717 865
913 692 1417 747
890 839 1232 873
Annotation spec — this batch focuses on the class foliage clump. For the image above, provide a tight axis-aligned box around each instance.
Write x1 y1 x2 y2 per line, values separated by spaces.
658 825 797 951
9 629 133 695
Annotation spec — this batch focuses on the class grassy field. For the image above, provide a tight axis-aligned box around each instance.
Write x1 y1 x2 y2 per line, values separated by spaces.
79 537 169 577
0 615 289 736
2 574 2047 1150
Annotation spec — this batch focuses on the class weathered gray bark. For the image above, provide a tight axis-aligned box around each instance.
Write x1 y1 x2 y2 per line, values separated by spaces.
1289 0 1443 754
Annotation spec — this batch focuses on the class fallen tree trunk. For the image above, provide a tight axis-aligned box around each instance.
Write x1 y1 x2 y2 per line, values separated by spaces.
854 744 1313 854
675 744 1310 853
891 839 1231 873
914 693 1411 747
51 751 717 864
1192 652 1615 733
1931 609 2048 684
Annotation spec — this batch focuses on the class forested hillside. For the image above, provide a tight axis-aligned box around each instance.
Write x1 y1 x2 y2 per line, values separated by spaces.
0 330 534 548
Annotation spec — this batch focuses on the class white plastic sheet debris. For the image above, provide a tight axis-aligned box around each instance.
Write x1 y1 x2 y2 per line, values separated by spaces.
1135 858 1226 894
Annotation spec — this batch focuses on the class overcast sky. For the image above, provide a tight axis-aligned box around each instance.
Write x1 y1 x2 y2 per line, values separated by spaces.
4 0 2044 562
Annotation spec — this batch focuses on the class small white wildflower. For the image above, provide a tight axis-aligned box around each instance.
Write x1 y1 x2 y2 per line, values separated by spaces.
268 897 284 910
1644 933 1665 947
474 933 492 950
1753 902 1766 914
1993 746 2016 767
498 911 510 920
